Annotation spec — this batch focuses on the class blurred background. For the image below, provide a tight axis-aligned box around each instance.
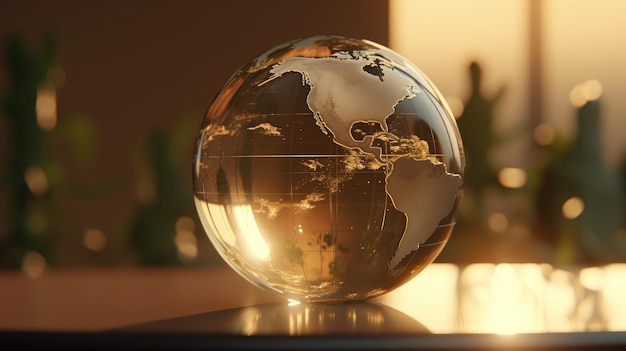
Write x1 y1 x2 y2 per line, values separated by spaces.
1 0 626 277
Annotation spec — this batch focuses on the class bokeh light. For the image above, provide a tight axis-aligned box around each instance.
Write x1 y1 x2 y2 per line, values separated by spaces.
35 86 57 131
83 228 107 252
533 123 556 146
562 196 584 219
579 266 604 291
175 216 198 261
569 79 603 107
498 167 527 189
22 251 47 279
24 166 48 197
488 212 509 233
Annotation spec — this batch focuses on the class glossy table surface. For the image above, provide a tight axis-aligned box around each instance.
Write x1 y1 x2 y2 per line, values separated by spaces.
2 263 626 350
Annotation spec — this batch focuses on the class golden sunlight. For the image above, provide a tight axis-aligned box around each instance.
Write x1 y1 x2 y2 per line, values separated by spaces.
232 205 270 261
390 0 527 147
545 269 576 331
604 264 626 330
579 266 604 291
446 96 465 118
489 264 524 335
378 263 459 333
203 203 236 247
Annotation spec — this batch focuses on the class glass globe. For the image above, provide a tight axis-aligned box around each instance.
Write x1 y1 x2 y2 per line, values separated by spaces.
193 35 464 302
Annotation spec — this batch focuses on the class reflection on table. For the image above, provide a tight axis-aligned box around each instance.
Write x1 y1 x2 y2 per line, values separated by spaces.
125 301 431 335
377 263 626 335
1 263 625 335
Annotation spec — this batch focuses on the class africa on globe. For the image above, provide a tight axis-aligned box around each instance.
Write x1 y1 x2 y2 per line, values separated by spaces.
192 35 464 302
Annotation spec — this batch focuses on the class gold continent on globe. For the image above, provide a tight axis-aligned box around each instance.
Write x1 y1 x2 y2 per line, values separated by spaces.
192 35 464 302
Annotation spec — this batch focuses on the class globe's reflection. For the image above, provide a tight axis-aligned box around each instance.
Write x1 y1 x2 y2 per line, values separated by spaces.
126 302 430 335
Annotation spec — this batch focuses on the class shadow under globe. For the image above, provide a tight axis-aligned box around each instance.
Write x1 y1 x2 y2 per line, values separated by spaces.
124 301 431 335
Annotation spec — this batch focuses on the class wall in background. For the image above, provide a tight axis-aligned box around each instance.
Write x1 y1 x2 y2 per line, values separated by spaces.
0 0 389 268
390 0 626 169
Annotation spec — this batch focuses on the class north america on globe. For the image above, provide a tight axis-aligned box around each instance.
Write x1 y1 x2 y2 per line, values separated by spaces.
260 51 462 270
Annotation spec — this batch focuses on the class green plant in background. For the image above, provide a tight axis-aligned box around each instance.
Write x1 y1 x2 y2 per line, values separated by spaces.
129 116 218 266
533 100 626 264
440 61 511 263
455 62 507 222
1 32 217 269
0 33 99 270
0 33 62 269
1 32 111 270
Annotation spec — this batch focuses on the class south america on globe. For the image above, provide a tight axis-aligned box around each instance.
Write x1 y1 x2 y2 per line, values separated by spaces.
193 35 464 302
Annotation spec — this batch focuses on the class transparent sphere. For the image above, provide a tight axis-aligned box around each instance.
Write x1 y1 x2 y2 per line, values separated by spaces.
193 35 464 302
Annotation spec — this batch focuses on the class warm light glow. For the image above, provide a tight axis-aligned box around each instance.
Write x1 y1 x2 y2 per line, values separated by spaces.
446 96 465 118
569 84 587 108
533 123 555 146
517 263 548 299
390 0 528 167
544 1 626 169
489 264 524 335
83 228 107 251
569 79 603 107
379 264 459 333
604 264 626 331
461 263 495 283
232 205 270 260
22 251 47 279
176 216 195 232
455 264 550 334
579 266 604 291
583 79 603 101
498 167 527 189
175 230 198 260
545 269 576 332
288 299 301 306
202 203 236 247
488 212 509 233
379 263 626 333
175 216 198 261
24 166 48 197
36 86 57 130
562 196 584 219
